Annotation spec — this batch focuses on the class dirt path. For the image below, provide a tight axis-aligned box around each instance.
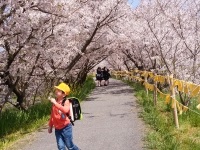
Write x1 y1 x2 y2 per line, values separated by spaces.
11 78 146 150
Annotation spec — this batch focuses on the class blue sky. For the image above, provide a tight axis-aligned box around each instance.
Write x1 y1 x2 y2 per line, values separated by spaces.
0 47 4 52
128 0 141 8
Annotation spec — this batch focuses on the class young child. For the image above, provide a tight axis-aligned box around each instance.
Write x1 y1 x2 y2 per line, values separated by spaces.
48 82 80 150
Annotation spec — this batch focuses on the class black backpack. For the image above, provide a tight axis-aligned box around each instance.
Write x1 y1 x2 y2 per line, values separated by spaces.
62 97 82 126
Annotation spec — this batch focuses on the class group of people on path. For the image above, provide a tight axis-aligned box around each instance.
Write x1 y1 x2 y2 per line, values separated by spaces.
96 66 111 86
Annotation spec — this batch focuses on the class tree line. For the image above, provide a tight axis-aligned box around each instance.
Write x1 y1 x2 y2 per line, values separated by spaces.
0 0 199 112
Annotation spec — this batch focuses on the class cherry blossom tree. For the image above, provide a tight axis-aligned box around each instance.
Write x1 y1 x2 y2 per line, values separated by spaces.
0 0 131 111
106 0 200 106
2 0 199 111
109 0 200 83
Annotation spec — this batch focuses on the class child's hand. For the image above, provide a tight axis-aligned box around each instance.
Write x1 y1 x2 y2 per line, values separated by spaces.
48 97 56 104
48 126 52 133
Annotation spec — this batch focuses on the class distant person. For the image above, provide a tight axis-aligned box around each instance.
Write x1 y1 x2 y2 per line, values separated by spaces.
102 67 110 86
48 82 80 150
96 67 103 86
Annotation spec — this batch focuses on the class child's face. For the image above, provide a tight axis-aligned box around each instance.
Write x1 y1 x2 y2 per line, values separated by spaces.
55 89 65 98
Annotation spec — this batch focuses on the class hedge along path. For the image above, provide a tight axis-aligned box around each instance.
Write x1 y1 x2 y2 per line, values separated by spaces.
11 78 146 150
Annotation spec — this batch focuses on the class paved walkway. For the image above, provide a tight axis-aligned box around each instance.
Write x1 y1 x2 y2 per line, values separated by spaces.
11 78 146 150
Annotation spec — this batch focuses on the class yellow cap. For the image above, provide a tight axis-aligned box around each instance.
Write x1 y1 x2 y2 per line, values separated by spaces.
54 83 70 95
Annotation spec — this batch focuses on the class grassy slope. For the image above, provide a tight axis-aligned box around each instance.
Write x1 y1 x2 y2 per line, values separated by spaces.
125 80 200 150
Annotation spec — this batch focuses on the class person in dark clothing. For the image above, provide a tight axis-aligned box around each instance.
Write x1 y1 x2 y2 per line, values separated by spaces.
102 67 110 86
96 67 103 86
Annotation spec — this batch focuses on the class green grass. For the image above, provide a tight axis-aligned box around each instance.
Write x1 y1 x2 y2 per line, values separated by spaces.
124 80 200 150
0 76 95 149
69 75 96 101
0 101 51 138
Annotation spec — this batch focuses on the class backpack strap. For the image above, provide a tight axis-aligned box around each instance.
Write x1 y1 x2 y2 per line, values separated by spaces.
61 98 66 106
61 98 74 126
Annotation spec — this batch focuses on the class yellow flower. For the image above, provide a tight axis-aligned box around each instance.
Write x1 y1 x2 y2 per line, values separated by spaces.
196 104 200 110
